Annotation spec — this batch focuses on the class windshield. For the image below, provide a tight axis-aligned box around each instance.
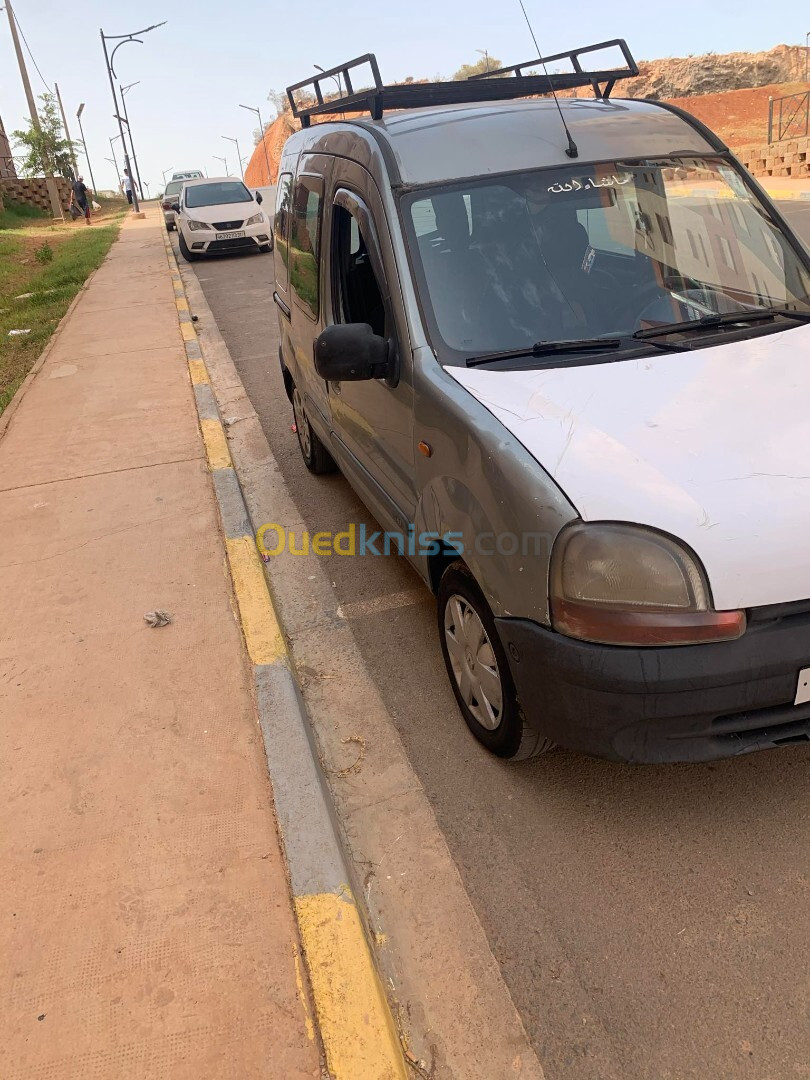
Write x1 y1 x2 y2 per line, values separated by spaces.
185 181 253 208
402 157 810 363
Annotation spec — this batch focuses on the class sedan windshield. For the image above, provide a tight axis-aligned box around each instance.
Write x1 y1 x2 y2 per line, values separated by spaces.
402 157 810 363
185 181 253 208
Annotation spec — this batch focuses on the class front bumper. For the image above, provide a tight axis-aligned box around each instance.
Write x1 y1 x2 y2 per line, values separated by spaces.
185 223 272 255
495 612 810 763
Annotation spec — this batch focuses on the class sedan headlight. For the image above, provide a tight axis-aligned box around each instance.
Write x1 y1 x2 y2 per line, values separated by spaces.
244 212 264 227
550 522 746 646
187 219 212 231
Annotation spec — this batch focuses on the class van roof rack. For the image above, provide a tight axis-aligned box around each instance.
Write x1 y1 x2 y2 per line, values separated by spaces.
286 40 638 127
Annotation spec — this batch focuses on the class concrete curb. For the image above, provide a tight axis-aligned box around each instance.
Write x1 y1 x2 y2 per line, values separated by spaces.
759 184 810 201
161 230 407 1080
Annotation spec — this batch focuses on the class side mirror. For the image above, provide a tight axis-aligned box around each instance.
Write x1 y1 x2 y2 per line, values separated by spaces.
255 191 263 204
171 202 180 213
315 323 390 382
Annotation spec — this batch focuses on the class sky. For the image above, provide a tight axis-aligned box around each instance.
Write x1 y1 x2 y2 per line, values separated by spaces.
1 0 808 194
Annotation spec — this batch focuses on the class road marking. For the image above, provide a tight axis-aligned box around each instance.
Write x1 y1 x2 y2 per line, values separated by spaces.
295 891 407 1080
224 535 286 665
188 359 209 385
338 589 432 621
199 417 231 469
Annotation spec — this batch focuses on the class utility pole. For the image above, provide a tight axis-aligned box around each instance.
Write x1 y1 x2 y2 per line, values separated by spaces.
5 1 64 220
76 104 98 195
54 82 78 180
240 104 272 185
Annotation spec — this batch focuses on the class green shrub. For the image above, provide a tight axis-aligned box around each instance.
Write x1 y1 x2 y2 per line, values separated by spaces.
34 242 54 264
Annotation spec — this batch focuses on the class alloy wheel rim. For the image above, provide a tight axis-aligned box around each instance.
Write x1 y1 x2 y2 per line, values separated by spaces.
443 594 503 731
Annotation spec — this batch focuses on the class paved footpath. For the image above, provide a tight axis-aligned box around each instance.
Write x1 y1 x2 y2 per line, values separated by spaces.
0 212 321 1078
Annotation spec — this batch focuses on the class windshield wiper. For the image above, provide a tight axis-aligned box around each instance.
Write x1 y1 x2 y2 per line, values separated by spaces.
467 338 622 367
632 308 789 340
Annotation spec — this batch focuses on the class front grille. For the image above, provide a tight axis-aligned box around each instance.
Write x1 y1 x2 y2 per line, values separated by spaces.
206 237 256 254
709 700 810 750
212 219 243 230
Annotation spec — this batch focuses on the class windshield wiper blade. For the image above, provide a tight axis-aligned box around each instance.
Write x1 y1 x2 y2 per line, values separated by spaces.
467 338 622 367
633 309 778 340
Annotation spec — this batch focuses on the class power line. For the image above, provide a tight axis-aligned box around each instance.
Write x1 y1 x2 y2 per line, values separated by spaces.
13 7 53 93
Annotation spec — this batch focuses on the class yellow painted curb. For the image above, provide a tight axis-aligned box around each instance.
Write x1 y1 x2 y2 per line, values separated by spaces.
224 535 287 665
180 321 197 342
188 359 209 385
295 892 408 1080
175 296 189 312
199 417 232 469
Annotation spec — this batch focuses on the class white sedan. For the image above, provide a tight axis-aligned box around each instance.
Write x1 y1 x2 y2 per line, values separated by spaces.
172 177 272 261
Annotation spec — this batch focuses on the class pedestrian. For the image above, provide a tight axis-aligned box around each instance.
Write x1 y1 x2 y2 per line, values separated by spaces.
123 167 136 208
70 175 91 225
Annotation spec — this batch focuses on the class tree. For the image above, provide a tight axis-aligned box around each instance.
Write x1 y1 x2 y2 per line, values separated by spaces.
453 54 503 81
11 92 77 180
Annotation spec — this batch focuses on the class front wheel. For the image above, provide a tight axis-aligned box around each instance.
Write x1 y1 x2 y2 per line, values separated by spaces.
178 232 199 262
438 561 554 760
292 384 336 474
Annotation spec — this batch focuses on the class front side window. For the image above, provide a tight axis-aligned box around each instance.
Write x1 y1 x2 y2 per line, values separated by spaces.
332 205 386 338
290 175 323 319
165 181 183 198
185 181 253 208
402 157 810 363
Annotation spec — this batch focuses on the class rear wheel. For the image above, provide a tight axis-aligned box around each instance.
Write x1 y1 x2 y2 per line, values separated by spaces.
438 561 554 760
178 232 198 262
292 384 336 474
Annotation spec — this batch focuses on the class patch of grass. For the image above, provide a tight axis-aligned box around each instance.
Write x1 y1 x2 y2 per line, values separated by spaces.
0 220 123 415
34 242 54 264
0 200 49 230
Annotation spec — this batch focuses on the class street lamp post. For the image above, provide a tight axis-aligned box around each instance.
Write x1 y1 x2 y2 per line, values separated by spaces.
162 166 174 186
76 103 99 195
213 154 228 176
476 48 491 73
239 103 272 185
314 63 342 96
100 21 165 214
222 135 243 179
120 81 144 201
109 134 122 185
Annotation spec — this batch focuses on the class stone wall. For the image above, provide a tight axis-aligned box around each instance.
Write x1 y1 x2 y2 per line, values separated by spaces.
736 136 810 178
0 176 72 214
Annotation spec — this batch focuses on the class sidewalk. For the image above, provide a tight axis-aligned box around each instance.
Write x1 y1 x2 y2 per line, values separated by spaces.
0 212 321 1078
759 176 810 200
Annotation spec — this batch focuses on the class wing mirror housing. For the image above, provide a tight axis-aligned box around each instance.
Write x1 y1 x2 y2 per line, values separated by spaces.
171 202 180 213
315 323 392 382
255 191 263 204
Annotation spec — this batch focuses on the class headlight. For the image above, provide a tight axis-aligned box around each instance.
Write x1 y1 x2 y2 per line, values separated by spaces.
244 212 264 226
550 522 746 646
187 219 211 231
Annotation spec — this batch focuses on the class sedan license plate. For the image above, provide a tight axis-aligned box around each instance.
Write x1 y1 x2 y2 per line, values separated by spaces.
216 230 245 240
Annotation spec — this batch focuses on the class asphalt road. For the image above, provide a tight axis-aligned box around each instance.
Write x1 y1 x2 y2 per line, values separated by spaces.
181 204 810 1080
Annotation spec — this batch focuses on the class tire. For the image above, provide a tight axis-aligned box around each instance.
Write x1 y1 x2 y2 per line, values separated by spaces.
178 232 199 262
259 243 272 253
438 561 555 761
291 383 336 474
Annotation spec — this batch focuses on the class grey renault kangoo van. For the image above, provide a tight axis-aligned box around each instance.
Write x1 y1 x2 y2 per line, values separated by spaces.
272 42 810 764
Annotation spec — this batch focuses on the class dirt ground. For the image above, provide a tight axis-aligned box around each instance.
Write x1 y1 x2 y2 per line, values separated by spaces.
665 81 810 149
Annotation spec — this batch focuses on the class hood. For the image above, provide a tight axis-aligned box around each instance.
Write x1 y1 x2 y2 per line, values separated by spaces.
448 323 810 610
187 200 260 224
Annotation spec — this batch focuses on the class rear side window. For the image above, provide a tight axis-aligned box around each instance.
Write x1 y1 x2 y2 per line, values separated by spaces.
274 173 292 287
290 174 323 319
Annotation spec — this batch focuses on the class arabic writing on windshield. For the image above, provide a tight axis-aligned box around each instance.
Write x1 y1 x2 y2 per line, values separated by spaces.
548 174 632 194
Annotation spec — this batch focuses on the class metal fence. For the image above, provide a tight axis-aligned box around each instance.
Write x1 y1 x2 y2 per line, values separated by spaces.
768 90 810 143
